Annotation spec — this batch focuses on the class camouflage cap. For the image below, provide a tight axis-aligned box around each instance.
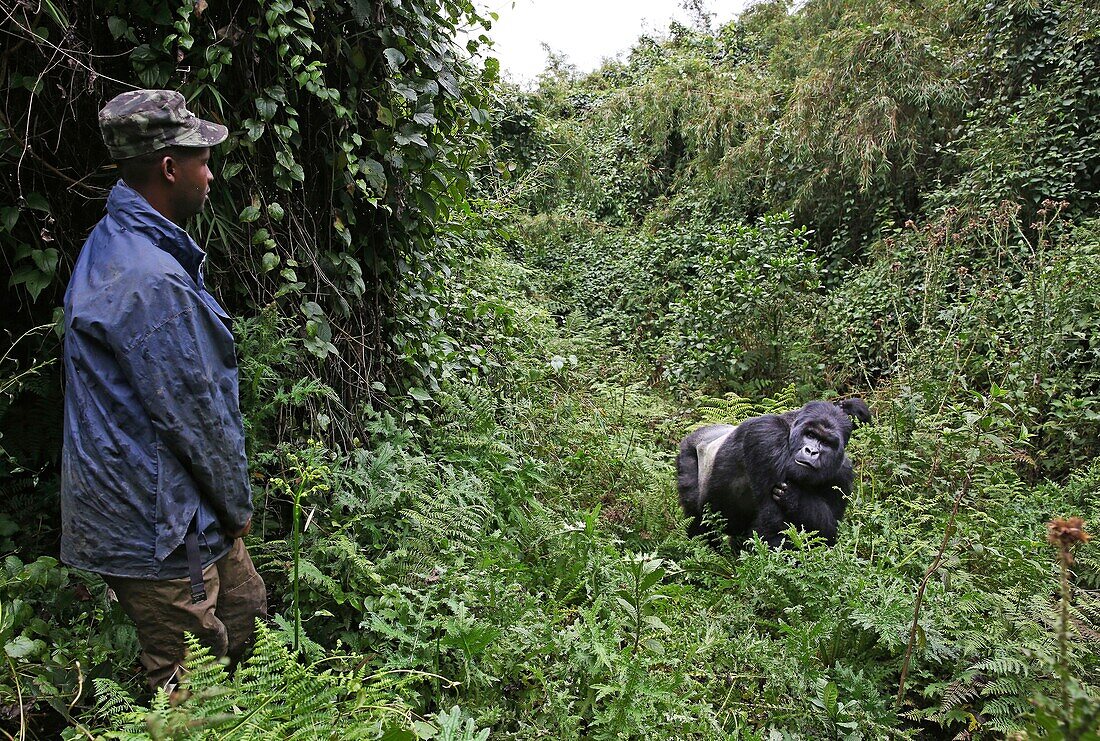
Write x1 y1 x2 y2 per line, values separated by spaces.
99 89 228 160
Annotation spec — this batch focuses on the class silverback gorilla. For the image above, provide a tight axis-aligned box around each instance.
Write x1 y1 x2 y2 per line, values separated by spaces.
677 398 871 549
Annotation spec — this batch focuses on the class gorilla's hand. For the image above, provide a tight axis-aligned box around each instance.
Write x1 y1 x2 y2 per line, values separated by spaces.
772 481 797 514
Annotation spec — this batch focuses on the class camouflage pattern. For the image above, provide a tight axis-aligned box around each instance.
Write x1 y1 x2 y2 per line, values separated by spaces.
99 89 227 160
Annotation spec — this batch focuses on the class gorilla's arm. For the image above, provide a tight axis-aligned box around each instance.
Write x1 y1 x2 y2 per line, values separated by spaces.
837 398 872 426
772 458 853 545
734 414 793 501
722 414 795 546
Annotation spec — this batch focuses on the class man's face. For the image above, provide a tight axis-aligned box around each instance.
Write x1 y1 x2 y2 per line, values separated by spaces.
172 147 213 221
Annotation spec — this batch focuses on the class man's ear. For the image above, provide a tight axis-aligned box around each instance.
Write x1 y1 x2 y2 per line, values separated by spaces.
160 153 177 184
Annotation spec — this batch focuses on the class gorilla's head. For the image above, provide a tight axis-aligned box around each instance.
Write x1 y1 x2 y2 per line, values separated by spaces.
786 401 856 484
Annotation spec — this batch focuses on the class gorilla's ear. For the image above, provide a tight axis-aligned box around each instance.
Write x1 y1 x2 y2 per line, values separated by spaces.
836 398 872 426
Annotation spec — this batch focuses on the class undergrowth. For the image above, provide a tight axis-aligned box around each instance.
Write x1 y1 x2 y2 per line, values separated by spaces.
46 244 1096 739
2 1 1099 738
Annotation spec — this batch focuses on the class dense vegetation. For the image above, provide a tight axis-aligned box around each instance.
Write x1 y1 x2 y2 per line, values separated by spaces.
1 0 1098 738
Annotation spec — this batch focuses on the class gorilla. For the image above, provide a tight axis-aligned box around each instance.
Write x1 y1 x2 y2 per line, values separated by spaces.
677 398 871 549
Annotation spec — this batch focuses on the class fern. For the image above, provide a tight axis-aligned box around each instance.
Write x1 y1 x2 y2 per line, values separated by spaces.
80 622 436 739
294 555 348 603
692 392 757 426
691 384 804 428
89 678 147 735
180 636 232 691
759 385 802 415
973 655 1028 677
402 473 493 563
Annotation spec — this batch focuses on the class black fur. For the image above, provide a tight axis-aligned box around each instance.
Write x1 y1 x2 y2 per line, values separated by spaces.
677 398 869 549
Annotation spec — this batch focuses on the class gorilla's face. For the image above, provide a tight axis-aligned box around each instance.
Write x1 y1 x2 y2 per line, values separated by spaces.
787 402 853 484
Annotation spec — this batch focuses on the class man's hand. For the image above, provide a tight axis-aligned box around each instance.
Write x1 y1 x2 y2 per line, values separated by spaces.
225 518 252 539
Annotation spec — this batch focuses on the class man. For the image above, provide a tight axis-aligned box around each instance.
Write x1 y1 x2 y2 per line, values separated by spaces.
61 89 266 692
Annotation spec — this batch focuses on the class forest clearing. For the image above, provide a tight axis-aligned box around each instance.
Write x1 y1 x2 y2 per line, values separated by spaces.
0 0 1098 738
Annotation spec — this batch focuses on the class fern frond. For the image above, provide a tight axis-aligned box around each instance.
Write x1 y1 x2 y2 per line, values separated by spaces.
759 385 801 415
981 696 1029 731
295 555 348 602
972 655 1028 677
982 675 1028 697
693 392 757 426
400 471 494 568
938 675 980 714
89 678 146 733
181 633 232 692
691 385 805 428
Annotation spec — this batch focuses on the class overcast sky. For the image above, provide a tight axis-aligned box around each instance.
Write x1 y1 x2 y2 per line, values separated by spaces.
478 1 753 83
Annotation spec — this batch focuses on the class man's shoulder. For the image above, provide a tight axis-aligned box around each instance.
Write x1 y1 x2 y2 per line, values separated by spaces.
67 217 200 343
76 216 194 294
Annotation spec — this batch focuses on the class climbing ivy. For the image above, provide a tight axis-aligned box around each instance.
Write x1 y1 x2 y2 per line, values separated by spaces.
0 0 495 440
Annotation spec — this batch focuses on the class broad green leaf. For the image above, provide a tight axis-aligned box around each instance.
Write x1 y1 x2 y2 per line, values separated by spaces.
1 207 18 232
642 615 670 632
383 47 406 69
107 16 129 39
24 193 49 212
31 248 59 275
822 681 839 717
5 636 45 659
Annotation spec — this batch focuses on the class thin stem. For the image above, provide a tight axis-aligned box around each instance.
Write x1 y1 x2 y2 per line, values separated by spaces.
0 323 54 367
292 481 302 652
896 471 971 708
1057 549 1071 732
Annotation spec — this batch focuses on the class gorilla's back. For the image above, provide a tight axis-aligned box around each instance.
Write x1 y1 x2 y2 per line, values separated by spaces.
692 424 739 498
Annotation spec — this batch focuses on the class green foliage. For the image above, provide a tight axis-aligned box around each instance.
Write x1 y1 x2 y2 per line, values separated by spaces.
235 306 340 452
222 260 1099 738
267 443 333 653
502 0 967 260
0 0 503 733
474 2 1100 737
614 553 671 657
4 0 1100 738
666 216 822 391
0 556 137 738
5 222 1099 739
689 386 802 428
935 1 1100 214
500 0 1100 262
75 623 489 739
513 214 826 393
825 209 1100 476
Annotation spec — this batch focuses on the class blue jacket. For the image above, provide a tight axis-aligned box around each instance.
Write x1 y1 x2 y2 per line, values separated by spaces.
61 181 251 579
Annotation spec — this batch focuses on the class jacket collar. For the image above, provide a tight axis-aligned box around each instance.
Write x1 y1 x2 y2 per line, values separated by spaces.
106 180 206 286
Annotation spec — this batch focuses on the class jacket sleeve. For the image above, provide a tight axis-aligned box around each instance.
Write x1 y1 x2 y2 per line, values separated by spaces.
116 275 253 533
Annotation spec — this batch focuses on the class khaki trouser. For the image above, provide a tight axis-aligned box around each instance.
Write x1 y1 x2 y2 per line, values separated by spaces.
105 538 268 691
